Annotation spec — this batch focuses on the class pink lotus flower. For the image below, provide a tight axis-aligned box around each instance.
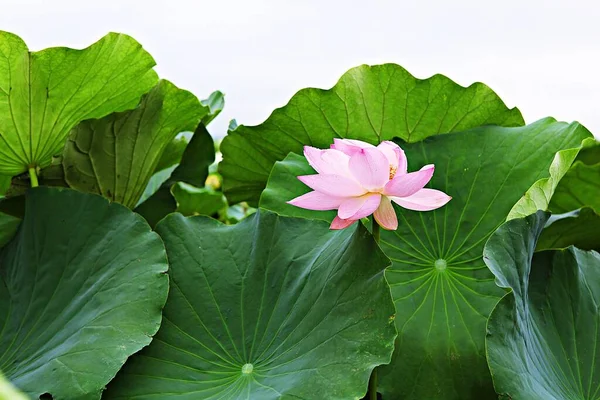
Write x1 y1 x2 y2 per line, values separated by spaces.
288 139 451 230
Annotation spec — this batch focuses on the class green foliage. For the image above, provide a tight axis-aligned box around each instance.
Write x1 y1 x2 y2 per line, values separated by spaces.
220 63 524 205
105 211 397 399
171 182 226 216
63 80 208 208
550 159 600 214
0 187 168 399
485 211 600 400
537 208 600 251
0 372 27 400
135 122 217 227
260 118 592 399
0 30 597 400
0 31 158 176
0 212 19 249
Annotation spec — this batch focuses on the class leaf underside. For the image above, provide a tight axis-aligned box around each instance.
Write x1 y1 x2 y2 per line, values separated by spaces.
0 31 158 175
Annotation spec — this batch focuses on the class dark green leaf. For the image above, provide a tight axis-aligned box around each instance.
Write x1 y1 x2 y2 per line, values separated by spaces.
135 123 216 226
0 187 169 399
220 63 524 205
260 118 592 399
105 211 396 399
63 80 207 208
549 161 600 214
155 136 189 173
484 211 600 400
0 31 158 176
0 212 19 249
537 207 600 251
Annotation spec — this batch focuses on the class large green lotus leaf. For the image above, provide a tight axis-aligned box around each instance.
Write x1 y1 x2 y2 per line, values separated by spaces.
0 31 158 176
220 63 524 205
104 211 397 399
63 80 207 209
484 211 600 400
260 118 592 399
0 187 169 399
537 207 600 251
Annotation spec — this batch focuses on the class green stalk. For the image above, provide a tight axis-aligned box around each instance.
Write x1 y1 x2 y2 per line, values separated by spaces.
28 166 39 188
367 217 380 400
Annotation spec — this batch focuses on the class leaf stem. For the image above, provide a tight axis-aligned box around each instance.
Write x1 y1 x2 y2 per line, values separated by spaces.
367 369 378 400
366 217 380 400
28 166 39 188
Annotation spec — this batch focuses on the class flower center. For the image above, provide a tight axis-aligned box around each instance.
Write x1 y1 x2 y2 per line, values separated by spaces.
389 165 397 180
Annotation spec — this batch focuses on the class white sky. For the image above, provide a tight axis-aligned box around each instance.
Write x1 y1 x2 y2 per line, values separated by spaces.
1 0 599 138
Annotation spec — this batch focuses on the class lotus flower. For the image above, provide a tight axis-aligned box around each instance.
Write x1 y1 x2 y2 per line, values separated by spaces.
288 139 451 230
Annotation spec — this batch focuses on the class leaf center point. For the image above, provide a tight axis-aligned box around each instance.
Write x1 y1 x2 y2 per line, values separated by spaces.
241 363 254 374
434 259 447 272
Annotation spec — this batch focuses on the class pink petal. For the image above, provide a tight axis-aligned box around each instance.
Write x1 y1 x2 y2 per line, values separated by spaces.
303 146 352 177
383 164 435 197
374 196 398 230
331 138 374 156
338 193 382 219
377 141 407 175
391 188 452 211
287 191 345 210
330 216 357 230
298 174 366 197
348 148 390 190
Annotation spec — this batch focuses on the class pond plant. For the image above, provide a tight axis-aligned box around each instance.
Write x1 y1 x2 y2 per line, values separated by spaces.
0 31 598 400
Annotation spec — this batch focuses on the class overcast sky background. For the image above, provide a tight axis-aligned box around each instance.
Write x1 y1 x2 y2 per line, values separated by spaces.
1 0 598 138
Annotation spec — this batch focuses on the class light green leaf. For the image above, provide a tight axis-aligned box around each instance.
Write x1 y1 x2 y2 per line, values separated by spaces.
507 143 585 220
0 372 26 400
63 80 207 208
172 182 226 216
0 177 9 198
260 118 592 399
220 63 524 205
104 211 397 399
201 90 225 126
0 31 158 176
0 187 169 399
484 211 600 400
537 207 600 251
